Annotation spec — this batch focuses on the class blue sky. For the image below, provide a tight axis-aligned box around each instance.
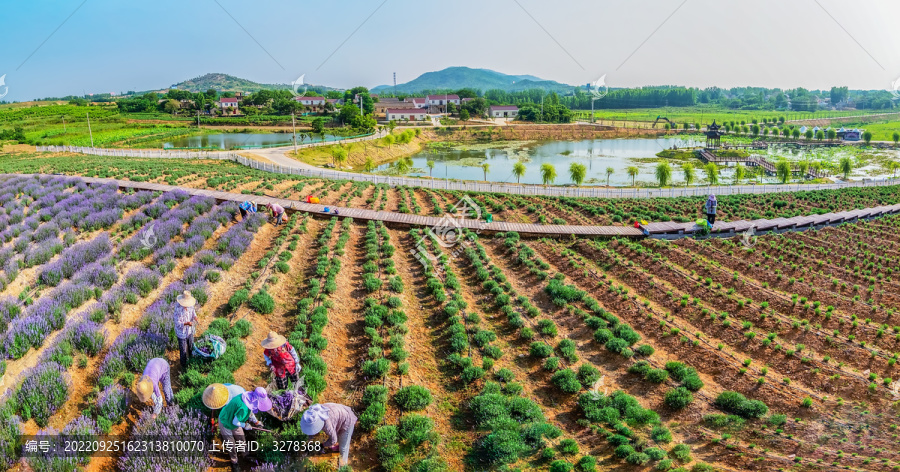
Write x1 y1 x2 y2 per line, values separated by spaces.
2 0 900 102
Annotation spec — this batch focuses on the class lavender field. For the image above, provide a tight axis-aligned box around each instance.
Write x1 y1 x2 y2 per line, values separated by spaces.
0 174 272 471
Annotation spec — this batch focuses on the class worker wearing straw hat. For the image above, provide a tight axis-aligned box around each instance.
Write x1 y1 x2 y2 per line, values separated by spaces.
134 358 174 418
173 290 200 367
238 200 257 221
301 403 358 467
265 202 286 226
218 387 271 472
260 331 301 390
203 383 261 427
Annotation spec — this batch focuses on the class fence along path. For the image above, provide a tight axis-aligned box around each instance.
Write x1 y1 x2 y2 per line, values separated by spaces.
15 174 900 239
36 145 900 199
43 174 643 237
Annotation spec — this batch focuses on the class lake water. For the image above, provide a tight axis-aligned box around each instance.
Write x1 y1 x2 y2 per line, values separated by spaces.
164 133 342 149
377 137 708 186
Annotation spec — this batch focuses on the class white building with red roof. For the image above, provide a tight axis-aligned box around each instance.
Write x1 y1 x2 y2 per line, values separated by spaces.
216 97 239 113
408 97 427 109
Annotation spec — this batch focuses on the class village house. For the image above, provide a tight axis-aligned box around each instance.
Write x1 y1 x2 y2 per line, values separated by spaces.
216 97 239 114
489 105 518 118
376 97 417 114
293 96 326 106
386 108 428 121
408 97 427 109
425 94 460 112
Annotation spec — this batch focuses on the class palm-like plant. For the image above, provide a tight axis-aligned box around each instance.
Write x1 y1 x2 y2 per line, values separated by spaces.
605 167 614 187
797 160 810 179
481 163 490 181
397 155 413 174
626 166 639 187
681 163 695 187
655 161 672 187
334 147 348 169
426 159 435 177
775 159 791 184
569 162 587 187
704 162 719 185
809 161 822 178
364 156 375 172
513 161 527 184
892 132 899 147
839 156 852 179
733 163 746 184
540 163 557 186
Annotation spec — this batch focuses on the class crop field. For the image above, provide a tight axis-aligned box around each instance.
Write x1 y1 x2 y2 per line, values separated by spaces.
0 169 896 471
4 152 900 230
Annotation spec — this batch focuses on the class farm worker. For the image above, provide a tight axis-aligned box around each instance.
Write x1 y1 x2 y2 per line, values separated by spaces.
260 331 301 390
203 383 249 411
301 403 358 467
135 358 174 418
704 194 718 227
238 200 257 220
218 387 271 472
265 202 286 226
203 383 258 432
173 290 200 368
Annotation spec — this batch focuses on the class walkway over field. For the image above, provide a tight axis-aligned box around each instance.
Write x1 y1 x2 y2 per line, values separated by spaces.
37 145 899 199
26 174 900 239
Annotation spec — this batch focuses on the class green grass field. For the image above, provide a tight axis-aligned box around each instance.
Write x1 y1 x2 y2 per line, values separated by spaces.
573 107 896 124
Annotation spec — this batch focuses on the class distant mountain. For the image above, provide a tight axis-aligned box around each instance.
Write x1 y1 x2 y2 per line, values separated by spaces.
371 67 574 93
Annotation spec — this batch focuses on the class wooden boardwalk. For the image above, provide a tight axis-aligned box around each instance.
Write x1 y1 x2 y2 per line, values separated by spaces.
34 174 899 239
642 204 900 238
72 176 645 237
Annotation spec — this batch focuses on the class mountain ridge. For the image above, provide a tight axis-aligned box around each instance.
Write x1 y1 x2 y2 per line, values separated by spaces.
370 67 574 93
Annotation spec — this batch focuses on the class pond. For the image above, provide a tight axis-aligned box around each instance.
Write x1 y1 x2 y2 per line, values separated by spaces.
163 132 343 149
376 137 707 186
374 137 900 185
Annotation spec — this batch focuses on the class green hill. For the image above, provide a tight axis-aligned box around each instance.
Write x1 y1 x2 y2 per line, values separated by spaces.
371 67 574 93
169 73 288 93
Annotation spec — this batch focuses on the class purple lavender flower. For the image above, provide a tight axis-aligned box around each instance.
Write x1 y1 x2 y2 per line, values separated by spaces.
79 208 123 231
125 333 168 372
97 384 127 423
118 406 210 472
124 267 161 298
69 320 107 356
139 300 176 347
24 237 63 267
39 233 111 286
5 314 51 358
16 361 70 427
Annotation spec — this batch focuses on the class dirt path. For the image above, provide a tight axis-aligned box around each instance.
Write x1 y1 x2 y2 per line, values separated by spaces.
393 232 471 470
318 222 366 406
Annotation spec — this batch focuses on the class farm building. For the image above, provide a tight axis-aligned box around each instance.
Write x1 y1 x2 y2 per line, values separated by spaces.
293 96 326 106
426 94 460 107
386 108 428 121
375 98 417 114
489 105 518 118
215 97 239 113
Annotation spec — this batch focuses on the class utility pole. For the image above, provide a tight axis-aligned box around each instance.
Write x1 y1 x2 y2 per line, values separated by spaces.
86 112 94 148
291 112 298 154
62 116 66 133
